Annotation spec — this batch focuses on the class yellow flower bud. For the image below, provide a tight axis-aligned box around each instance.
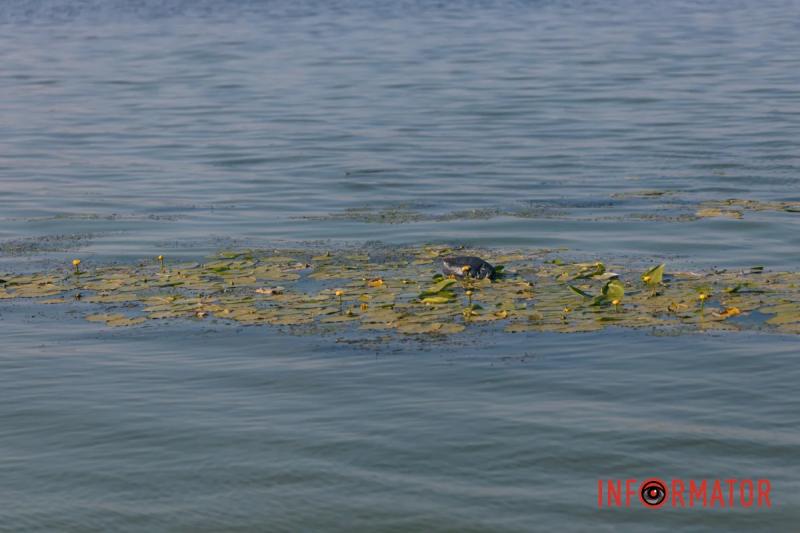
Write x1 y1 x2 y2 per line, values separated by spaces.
335 290 343 297
72 259 81 267
611 299 621 306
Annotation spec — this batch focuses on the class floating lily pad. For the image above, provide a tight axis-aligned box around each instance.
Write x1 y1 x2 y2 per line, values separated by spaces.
642 264 665 286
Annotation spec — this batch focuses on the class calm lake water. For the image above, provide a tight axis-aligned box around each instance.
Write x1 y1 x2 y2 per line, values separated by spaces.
2 0 799 530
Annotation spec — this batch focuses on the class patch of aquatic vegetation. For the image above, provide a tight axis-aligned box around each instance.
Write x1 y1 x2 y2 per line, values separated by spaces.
0 234 96 255
610 190 678 199
613 192 800 219
625 213 699 223
298 196 800 225
301 207 427 224
438 206 568 221
695 199 800 219
299 205 568 224
24 213 186 222
1 247 799 337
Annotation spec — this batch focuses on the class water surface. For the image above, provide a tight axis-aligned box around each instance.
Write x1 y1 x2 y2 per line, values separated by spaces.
1 1 799 530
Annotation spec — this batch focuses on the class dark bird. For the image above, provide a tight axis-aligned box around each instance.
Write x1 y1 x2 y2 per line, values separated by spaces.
441 256 495 280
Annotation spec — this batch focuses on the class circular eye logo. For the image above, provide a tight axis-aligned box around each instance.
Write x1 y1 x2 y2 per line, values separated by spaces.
639 478 667 508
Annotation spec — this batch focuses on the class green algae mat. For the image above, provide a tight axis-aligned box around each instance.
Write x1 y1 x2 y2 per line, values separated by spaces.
1 246 798 336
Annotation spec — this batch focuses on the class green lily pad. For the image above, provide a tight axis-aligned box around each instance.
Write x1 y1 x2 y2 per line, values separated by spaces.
642 264 665 286
568 285 593 299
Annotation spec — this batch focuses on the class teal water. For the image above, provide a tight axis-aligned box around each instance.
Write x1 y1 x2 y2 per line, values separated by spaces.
1 1 799 530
